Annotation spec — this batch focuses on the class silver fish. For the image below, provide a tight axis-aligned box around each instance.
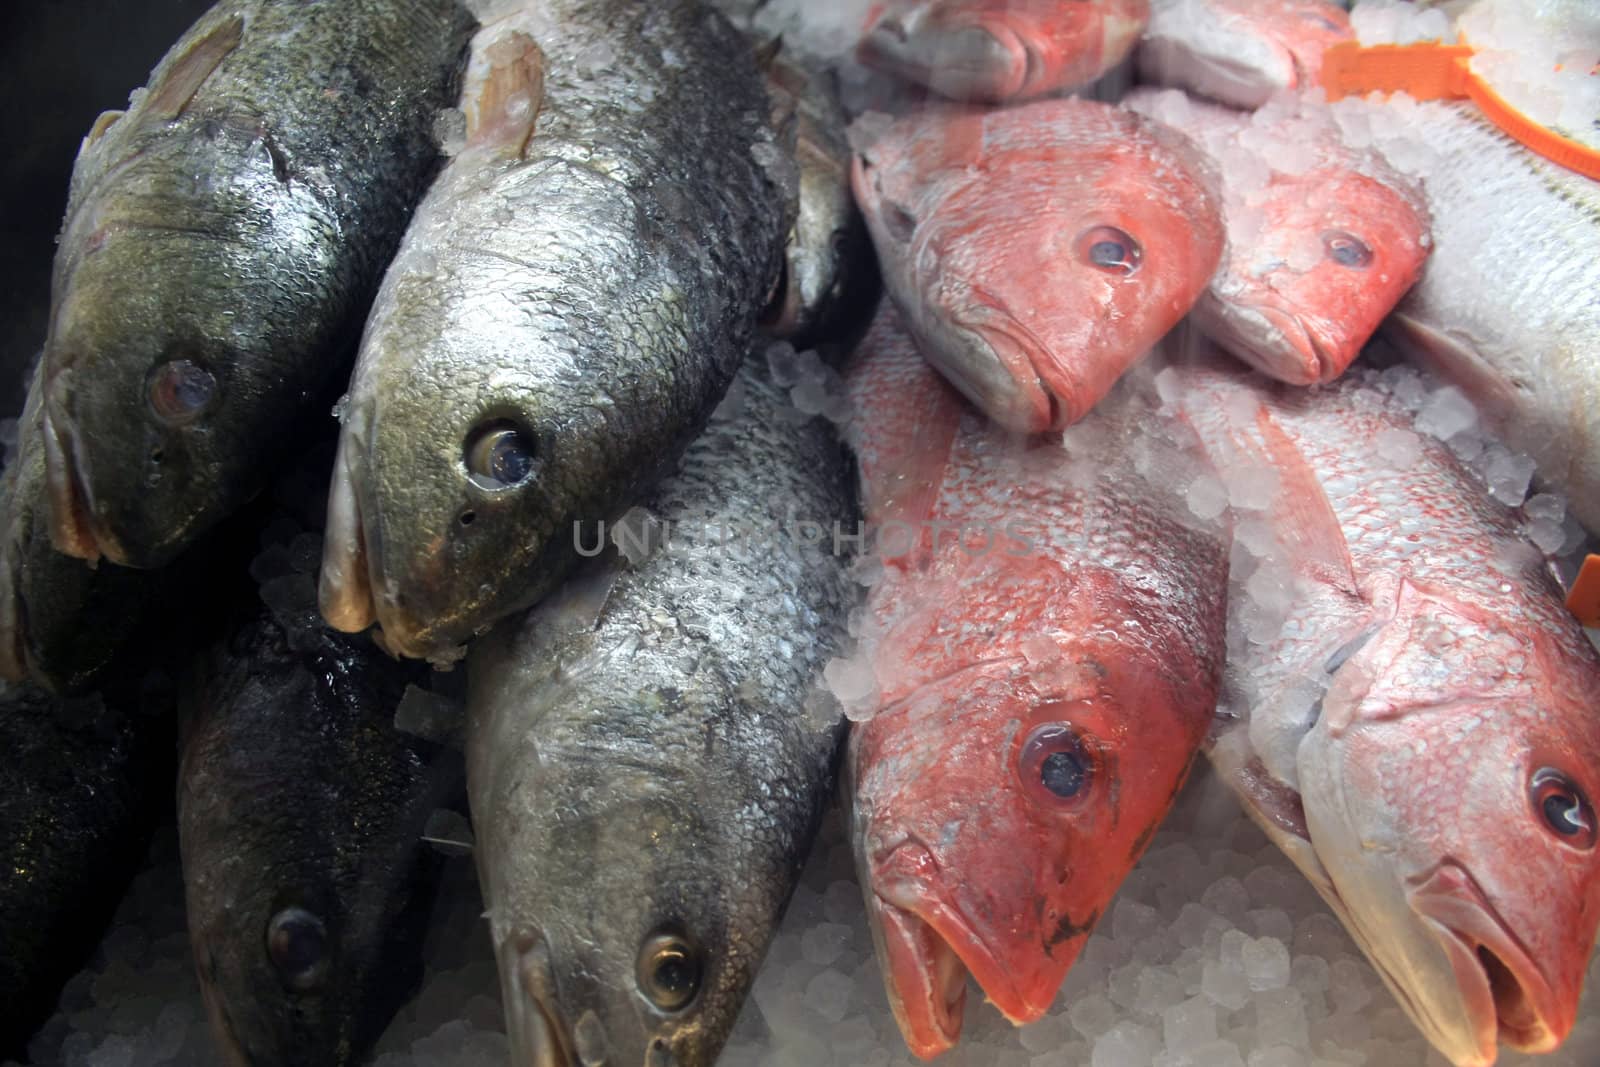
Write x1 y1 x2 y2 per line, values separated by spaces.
466 355 855 1067
320 0 790 662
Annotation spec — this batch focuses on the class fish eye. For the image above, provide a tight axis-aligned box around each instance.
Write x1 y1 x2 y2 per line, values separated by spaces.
1301 11 1343 32
464 420 535 490
147 359 217 425
1531 768 1596 848
1321 230 1373 269
636 930 702 1013
1018 722 1096 805
265 907 330 991
1078 226 1142 276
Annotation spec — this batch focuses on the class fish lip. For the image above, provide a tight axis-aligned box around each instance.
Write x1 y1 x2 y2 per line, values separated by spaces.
872 840 1050 1039
498 931 576 1067
858 13 1026 100
945 305 1062 432
1407 860 1568 1059
1202 293 1338 385
37 393 118 564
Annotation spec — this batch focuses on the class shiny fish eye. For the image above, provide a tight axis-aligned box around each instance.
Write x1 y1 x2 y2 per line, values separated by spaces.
465 421 535 490
1531 768 1596 848
266 907 329 991
1079 226 1141 276
147 359 216 425
1018 723 1095 805
1322 230 1373 269
636 931 702 1012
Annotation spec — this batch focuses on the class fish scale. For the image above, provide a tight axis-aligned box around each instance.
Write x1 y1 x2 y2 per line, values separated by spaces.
843 304 1228 1058
1178 361 1600 1067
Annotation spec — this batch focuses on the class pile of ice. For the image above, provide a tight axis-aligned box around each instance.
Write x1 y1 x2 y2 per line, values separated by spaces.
1348 0 1452 47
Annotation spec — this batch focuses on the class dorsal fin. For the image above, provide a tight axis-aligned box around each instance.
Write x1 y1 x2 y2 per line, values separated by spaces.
145 14 244 121
85 110 125 147
465 31 546 159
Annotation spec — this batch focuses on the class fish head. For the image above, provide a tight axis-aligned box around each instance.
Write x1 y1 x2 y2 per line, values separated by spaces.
1203 166 1431 384
1294 596 1600 1066
851 570 1210 1055
851 102 1222 432
1139 0 1350 108
858 0 1149 103
42 128 347 568
179 623 443 1066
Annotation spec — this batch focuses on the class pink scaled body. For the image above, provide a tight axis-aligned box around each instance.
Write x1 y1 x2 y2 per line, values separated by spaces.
843 304 1229 1058
1178 360 1600 1067
852 97 1223 433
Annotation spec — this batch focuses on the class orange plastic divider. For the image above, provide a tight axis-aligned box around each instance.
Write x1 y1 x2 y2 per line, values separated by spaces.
1567 554 1600 629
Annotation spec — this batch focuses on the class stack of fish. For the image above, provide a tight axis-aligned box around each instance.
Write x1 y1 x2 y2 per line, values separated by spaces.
2 0 1598 1066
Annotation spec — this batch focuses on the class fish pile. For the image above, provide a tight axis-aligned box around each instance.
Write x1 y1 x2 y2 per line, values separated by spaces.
2 1 1599 1067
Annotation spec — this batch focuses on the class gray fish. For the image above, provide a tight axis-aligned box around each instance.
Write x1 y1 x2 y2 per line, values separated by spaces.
178 566 462 1067
320 0 789 662
1366 101 1600 533
466 355 856 1067
0 680 171 1060
38 0 475 569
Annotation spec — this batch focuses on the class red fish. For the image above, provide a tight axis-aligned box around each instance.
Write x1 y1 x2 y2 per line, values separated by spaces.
1127 89 1432 384
1177 358 1600 1067
1139 0 1353 109
851 98 1223 432
858 0 1150 103
843 305 1228 1058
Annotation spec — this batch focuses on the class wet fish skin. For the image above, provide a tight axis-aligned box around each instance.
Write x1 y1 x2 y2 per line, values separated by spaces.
39 0 475 569
852 98 1223 433
467 357 856 1067
178 584 459 1067
1375 101 1600 533
844 306 1228 1057
0 680 171 1060
1125 88 1431 385
1139 0 1352 109
321 0 789 662
1178 360 1600 1067
859 0 1149 103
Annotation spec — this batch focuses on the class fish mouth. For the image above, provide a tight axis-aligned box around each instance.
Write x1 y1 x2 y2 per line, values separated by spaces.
869 841 1049 1058
499 932 576 1067
1408 861 1569 1061
858 14 1023 101
943 307 1063 432
1200 293 1341 385
38 397 118 564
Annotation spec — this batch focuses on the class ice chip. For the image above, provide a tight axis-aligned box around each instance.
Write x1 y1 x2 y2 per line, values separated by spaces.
433 107 467 155
802 969 854 1023
1187 476 1229 521
1242 936 1292 991
1091 1020 1160 1067
1374 428 1422 469
800 922 852 967
394 684 462 745
1485 450 1536 506
1414 386 1478 441
1202 958 1253 1011
1070 993 1121 1040
1163 995 1219 1050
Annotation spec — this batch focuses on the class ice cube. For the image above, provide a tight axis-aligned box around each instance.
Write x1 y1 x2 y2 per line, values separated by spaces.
1113 898 1163 944
1485 451 1536 506
1091 1021 1161 1067
1253 987 1310 1050
1069 994 1120 1040
1242 937 1291 991
800 923 852 967
802 969 854 1023
1327 959 1374 1013
1136 967 1189 1016
1414 387 1477 441
1373 428 1421 469
1163 995 1219 1050
1202 959 1253 1011
1202 877 1251 919
1187 476 1229 521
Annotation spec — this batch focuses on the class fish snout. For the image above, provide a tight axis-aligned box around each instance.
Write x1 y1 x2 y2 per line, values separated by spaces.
1408 861 1573 1059
500 928 576 1067
858 9 1022 102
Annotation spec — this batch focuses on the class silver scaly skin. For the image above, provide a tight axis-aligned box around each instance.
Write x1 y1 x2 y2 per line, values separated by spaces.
466 356 856 1067
37 0 475 569
321 0 790 662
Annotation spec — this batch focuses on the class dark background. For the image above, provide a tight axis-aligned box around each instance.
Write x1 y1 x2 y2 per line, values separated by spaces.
0 0 213 416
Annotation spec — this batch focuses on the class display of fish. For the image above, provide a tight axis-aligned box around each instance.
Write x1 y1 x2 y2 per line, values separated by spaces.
1350 100 1600 534
843 305 1229 1057
1126 88 1431 384
1139 0 1352 109
36 0 475 569
466 355 855 1067
0 680 170 1059
1176 359 1600 1067
857 0 1149 103
851 97 1223 433
320 0 790 662
178 579 461 1067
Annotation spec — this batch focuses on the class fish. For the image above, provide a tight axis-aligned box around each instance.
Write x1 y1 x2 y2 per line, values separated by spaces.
1139 0 1353 109
37 0 475 569
1348 100 1600 534
843 305 1229 1057
177 551 462 1067
320 0 790 663
1174 357 1600 1067
0 679 171 1060
850 97 1224 433
857 0 1150 103
466 354 856 1067
1125 88 1431 385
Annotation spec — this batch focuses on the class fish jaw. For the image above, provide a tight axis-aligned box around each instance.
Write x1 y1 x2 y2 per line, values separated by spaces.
318 432 378 635
858 3 1027 102
1409 861 1571 1060
38 389 113 565
496 930 575 1067
1196 291 1337 386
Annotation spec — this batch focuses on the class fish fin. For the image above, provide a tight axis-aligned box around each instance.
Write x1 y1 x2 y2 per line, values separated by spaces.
465 31 545 159
528 557 624 638
144 14 244 121
84 110 125 148
1249 408 1361 596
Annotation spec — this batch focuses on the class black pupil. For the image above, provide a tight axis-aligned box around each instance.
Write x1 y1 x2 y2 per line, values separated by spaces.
1090 240 1128 268
654 953 693 994
489 431 532 485
1040 750 1086 798
170 366 212 410
1324 233 1372 268
1544 791 1588 836
274 918 324 975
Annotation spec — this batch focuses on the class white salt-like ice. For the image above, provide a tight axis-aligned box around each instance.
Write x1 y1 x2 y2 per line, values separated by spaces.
1241 937 1291 992
1187 476 1229 521
1413 385 1478 441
